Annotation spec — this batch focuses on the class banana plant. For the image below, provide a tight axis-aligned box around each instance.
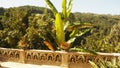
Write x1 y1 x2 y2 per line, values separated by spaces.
45 0 93 50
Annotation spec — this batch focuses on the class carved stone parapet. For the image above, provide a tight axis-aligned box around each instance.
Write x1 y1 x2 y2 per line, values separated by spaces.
0 48 120 68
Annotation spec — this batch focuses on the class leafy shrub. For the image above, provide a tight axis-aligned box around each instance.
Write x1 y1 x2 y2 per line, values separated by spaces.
89 57 120 68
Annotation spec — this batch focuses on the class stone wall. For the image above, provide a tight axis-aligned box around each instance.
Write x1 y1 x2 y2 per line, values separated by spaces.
0 48 120 68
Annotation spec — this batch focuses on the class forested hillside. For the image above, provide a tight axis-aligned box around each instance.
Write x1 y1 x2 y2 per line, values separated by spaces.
74 12 120 52
0 6 120 52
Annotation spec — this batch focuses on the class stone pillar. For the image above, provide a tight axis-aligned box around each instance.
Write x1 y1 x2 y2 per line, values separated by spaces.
61 51 69 68
19 49 26 63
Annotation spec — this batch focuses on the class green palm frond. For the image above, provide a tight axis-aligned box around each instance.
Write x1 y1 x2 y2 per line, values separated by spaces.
45 0 58 16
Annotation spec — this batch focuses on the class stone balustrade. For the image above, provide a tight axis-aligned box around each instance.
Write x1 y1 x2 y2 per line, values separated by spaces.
0 48 120 68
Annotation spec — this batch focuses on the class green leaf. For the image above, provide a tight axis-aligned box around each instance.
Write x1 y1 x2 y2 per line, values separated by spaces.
45 0 58 16
55 13 65 44
68 23 93 31
70 29 78 38
67 0 73 18
62 0 67 19
68 29 90 44
69 47 98 55
89 61 99 68
64 21 70 30
67 37 76 44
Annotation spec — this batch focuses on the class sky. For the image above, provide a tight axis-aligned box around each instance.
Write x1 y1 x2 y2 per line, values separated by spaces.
0 0 120 15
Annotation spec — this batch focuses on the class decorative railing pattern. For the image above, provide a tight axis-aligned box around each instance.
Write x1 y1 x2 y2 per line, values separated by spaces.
0 48 20 62
68 52 120 68
68 52 119 64
25 50 62 65
0 48 120 68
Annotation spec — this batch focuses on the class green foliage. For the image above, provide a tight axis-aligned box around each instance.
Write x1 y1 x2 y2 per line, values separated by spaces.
62 0 73 20
45 0 73 50
67 0 73 18
89 57 120 68
23 11 55 50
0 7 5 15
79 20 120 53
69 47 97 55
55 13 65 44
45 0 93 50
62 0 67 19
0 6 54 49
0 5 120 52
45 0 58 16
77 13 120 53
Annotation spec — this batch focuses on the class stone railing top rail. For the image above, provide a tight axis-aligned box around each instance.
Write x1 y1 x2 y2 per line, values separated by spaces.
0 47 23 51
96 52 120 56
0 47 120 56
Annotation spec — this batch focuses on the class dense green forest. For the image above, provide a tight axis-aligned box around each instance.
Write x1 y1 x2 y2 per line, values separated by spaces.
0 6 120 52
